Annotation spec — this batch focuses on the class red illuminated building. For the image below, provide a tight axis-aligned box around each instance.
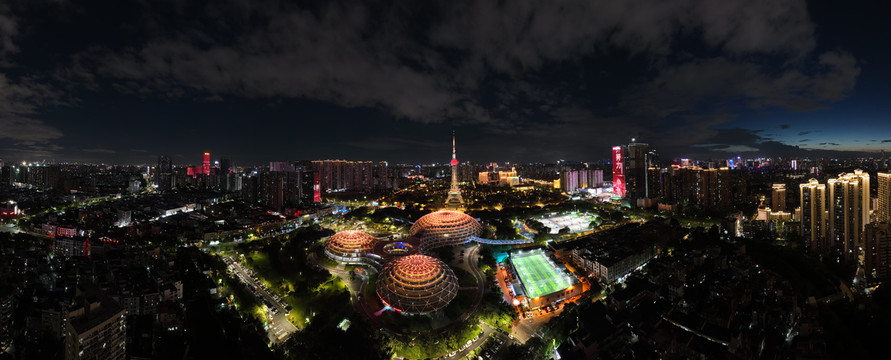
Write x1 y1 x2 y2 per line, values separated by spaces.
612 146 625 197
202 152 211 175
313 172 322 202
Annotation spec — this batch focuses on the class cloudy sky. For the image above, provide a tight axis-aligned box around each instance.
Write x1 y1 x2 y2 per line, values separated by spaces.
1 0 889 165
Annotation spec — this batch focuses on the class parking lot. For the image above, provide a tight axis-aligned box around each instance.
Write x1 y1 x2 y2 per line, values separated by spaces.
224 256 298 343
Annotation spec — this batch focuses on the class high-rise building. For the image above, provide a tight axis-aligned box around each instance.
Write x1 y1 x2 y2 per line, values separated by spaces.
625 141 652 200
202 152 211 175
559 169 602 192
375 161 391 190
156 155 174 191
269 161 294 172
800 178 827 253
219 157 232 174
444 133 464 210
864 222 891 280
825 170 870 263
311 159 374 193
655 166 741 211
64 295 126 360
771 184 786 212
878 172 891 224
612 146 625 197
258 170 317 211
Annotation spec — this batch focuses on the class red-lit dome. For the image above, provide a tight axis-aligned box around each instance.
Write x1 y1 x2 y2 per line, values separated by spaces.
324 230 377 263
410 210 482 251
376 254 458 314
450 158 459 166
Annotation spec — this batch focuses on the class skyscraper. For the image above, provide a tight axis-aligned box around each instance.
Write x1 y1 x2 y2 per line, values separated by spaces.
800 178 826 253
220 157 232 174
156 155 174 191
625 141 652 200
202 152 211 175
612 146 625 197
444 132 464 210
878 172 891 224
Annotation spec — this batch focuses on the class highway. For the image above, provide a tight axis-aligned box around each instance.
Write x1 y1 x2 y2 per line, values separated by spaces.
224 256 298 344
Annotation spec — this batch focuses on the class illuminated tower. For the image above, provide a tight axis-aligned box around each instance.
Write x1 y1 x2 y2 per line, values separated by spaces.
202 152 211 175
444 132 465 210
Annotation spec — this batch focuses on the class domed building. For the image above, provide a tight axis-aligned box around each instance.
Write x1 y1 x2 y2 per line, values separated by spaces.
410 210 483 251
324 230 377 264
376 254 458 314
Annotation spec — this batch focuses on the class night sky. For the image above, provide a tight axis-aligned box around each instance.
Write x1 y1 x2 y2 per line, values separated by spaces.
2 0 890 165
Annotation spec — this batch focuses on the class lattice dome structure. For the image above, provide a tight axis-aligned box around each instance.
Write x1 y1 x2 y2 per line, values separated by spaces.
410 210 482 251
324 230 377 264
376 254 459 314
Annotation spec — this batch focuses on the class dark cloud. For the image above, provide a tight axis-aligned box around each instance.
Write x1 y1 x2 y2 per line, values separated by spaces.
0 4 18 55
798 131 811 136
662 128 878 160
82 148 116 154
883 140 891 143
0 0 872 162
799 139 810 142
0 1 69 160
66 1 854 125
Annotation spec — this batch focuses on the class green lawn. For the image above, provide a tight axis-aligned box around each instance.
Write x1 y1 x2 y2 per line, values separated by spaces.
511 250 571 298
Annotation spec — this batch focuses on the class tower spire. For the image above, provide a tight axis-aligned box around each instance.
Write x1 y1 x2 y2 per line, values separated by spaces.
445 131 464 210
452 131 456 160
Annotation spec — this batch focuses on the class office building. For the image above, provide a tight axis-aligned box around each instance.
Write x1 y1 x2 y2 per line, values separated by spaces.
625 141 658 201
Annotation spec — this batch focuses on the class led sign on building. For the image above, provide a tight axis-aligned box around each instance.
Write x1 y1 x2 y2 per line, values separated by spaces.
612 146 625 197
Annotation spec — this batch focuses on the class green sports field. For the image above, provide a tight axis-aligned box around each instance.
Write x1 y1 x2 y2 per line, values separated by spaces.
511 250 571 298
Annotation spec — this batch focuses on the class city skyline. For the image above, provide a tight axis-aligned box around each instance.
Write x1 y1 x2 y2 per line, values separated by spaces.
2 1 891 165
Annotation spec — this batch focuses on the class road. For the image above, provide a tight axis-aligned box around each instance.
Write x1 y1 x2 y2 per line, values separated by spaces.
224 256 298 344
465 245 486 298
512 310 560 343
